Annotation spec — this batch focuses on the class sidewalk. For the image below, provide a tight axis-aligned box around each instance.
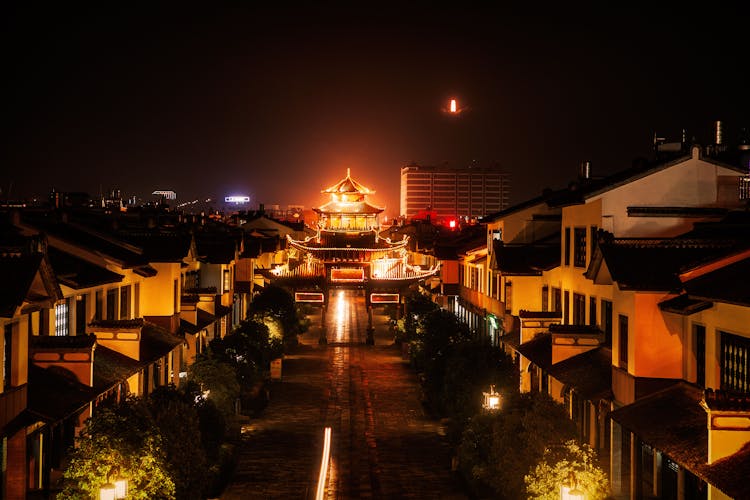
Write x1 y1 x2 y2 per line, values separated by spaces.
221 299 466 499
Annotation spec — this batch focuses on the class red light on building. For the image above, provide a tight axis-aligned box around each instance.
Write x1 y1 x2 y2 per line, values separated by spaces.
295 292 325 303
370 293 400 303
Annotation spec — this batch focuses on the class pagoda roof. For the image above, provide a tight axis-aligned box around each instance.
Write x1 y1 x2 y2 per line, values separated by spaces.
314 199 384 215
287 233 408 252
322 169 374 195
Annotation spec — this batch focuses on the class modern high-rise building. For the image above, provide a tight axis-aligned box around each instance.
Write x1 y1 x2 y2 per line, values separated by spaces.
400 163 511 220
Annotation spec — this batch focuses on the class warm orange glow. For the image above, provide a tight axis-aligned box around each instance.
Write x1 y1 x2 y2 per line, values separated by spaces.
450 99 457 113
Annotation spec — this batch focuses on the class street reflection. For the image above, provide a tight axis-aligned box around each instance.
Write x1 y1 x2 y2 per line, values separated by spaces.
334 289 347 342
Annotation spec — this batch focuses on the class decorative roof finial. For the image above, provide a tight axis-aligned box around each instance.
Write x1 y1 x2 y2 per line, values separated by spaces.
347 167 351 177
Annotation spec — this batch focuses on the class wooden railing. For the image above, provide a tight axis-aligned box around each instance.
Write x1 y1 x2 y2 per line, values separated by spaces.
0 384 27 430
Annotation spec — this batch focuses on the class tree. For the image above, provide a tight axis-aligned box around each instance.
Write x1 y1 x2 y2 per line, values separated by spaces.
249 284 306 342
458 391 577 499
148 385 208 500
187 355 241 417
210 318 281 412
525 440 610 500
59 397 175 499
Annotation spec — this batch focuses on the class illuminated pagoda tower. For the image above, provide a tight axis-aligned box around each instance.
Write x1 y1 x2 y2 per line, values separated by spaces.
267 169 438 344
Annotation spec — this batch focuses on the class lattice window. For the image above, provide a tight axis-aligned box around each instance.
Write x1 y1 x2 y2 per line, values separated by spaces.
55 301 69 337
574 228 587 267
721 331 750 393
694 324 706 388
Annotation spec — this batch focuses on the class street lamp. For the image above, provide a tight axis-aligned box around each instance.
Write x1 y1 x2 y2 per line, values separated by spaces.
482 385 502 411
100 469 128 500
560 471 584 500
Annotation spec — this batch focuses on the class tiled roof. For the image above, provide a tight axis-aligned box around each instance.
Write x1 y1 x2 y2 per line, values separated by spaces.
119 231 192 262
609 382 750 499
89 318 144 330
30 334 96 350
0 253 43 317
515 333 552 370
140 322 183 365
547 347 613 401
48 246 124 289
93 345 142 392
21 213 149 267
196 234 236 264
314 200 383 215
682 257 750 307
609 382 708 482
544 150 744 208
702 388 750 412
658 294 713 315
27 364 97 422
321 171 373 195
491 240 560 275
594 238 738 291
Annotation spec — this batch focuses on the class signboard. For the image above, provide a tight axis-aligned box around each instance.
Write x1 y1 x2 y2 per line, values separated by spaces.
370 293 400 303
331 267 365 282
270 358 282 380
225 196 250 203
295 292 325 303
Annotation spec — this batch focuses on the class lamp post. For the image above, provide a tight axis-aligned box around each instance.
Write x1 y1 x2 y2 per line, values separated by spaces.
100 469 128 500
482 384 502 411
560 471 584 500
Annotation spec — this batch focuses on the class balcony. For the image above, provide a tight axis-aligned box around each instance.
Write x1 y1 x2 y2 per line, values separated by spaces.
0 384 28 430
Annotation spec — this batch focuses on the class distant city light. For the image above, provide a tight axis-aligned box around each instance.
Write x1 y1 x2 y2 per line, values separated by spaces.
225 196 251 203
152 190 176 200
450 99 457 113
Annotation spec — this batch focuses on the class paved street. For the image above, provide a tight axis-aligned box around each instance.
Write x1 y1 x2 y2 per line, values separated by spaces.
221 289 467 499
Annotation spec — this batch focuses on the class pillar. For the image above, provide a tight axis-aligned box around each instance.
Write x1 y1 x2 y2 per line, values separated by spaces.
319 304 327 344
630 433 642 500
366 305 374 345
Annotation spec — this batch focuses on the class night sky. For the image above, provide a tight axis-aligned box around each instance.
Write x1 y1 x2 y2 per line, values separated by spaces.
4 4 749 217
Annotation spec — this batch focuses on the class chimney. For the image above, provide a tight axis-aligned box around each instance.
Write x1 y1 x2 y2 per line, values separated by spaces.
579 161 591 180
702 389 750 464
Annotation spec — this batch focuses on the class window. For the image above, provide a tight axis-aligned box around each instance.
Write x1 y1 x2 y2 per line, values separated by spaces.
3 323 12 388
573 293 585 324
563 291 570 324
55 300 69 336
574 228 587 267
619 315 629 369
564 227 571 266
541 285 549 312
223 269 231 293
589 297 597 327
720 331 750 393
76 295 87 334
173 279 179 313
106 289 117 320
552 287 562 313
694 324 706 388
590 225 598 258
120 285 131 320
602 300 613 346
504 281 512 313
95 290 104 321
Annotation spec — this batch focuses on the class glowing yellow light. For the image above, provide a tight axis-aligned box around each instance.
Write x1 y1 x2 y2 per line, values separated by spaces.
450 99 457 113
316 427 332 500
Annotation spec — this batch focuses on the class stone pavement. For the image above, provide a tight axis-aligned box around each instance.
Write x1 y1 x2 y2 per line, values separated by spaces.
220 289 467 500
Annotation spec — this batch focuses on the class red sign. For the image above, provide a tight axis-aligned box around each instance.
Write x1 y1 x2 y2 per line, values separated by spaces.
295 292 325 303
331 268 365 282
370 293 400 303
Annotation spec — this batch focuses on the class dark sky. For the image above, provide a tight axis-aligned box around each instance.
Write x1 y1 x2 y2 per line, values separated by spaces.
3 4 749 217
